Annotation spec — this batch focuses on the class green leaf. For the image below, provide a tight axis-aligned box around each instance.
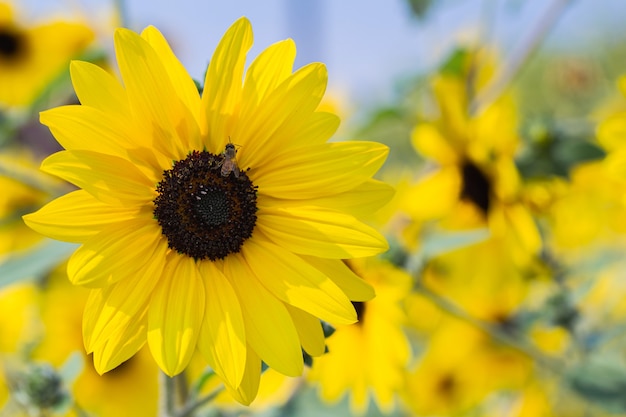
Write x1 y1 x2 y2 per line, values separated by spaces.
0 239 78 289
567 357 626 413
405 0 435 19
439 48 470 77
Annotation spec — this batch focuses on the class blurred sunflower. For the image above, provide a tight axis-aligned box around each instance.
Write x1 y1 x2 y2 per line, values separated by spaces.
23 18 389 404
0 2 94 108
402 318 531 416
307 258 411 414
0 270 159 416
402 70 541 265
32 268 159 417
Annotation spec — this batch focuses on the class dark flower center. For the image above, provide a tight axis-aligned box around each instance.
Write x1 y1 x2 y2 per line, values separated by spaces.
460 160 491 215
351 301 366 323
153 150 257 261
0 26 27 63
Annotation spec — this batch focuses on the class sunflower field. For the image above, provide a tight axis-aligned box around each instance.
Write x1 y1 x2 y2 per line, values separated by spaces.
2 1 626 416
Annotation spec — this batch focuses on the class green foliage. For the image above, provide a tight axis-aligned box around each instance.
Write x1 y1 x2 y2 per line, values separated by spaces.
0 240 78 289
567 357 626 413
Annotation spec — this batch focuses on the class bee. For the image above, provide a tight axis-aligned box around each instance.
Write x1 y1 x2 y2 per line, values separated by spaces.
218 141 240 178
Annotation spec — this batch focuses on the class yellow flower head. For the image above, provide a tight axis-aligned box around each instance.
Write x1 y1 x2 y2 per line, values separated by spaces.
403 70 542 265
307 258 412 414
23 18 390 404
0 2 94 108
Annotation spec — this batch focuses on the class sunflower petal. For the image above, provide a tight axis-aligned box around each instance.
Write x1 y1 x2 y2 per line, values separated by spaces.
242 238 357 325
284 304 326 357
147 256 205 376
242 39 296 108
299 256 375 302
23 190 138 243
224 345 261 406
257 206 388 258
236 63 328 168
40 105 136 157
141 25 204 146
203 17 253 151
91 309 148 374
226 254 303 376
70 61 128 117
41 150 154 206
197 261 247 388
251 142 388 200
67 219 163 287
83 241 165 353
115 28 196 159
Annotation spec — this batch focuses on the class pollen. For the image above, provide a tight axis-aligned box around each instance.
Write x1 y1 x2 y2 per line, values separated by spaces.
153 150 258 261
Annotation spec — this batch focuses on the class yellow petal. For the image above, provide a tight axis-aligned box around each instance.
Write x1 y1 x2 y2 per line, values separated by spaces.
288 179 394 218
411 123 458 165
114 27 196 160
226 254 303 376
196 261 247 388
284 304 326 357
242 238 357 325
147 255 205 376
23 190 138 243
41 105 136 157
41 150 155 206
141 26 204 146
83 241 165 353
224 345 261 405
242 38 296 108
67 218 164 287
251 141 388 200
236 63 329 169
203 17 253 151
92 309 148 374
70 61 128 118
299 256 375 302
256 206 388 258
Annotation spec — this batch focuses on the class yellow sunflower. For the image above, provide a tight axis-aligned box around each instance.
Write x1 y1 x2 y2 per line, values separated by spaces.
306 258 411 414
0 2 94 108
23 18 389 404
402 72 541 266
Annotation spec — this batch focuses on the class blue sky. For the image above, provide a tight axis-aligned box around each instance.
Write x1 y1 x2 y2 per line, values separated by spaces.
24 0 626 107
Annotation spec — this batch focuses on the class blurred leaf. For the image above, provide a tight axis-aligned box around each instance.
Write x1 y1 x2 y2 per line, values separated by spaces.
405 0 435 19
567 357 626 413
0 154 70 196
439 47 470 77
0 239 78 289
58 352 83 388
421 228 490 259
408 228 490 273
517 121 605 179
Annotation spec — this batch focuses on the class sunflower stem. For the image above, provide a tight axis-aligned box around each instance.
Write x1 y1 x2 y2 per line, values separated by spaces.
158 371 188 417
114 0 129 28
414 282 565 374
176 384 225 417
469 0 573 116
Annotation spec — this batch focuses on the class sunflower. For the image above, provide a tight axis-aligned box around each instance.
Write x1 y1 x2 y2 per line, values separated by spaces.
23 18 389 404
0 2 94 108
306 258 411 414
402 71 541 266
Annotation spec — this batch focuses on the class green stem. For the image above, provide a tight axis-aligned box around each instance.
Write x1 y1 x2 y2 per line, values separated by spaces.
114 0 129 28
414 282 566 374
158 371 175 417
176 385 225 417
470 0 573 115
